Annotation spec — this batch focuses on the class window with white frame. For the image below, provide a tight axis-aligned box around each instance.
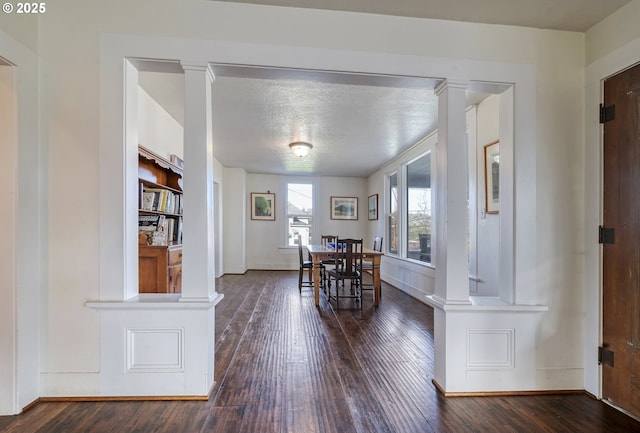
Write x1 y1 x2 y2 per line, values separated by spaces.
388 172 399 255
406 152 432 263
287 182 313 246
386 150 434 264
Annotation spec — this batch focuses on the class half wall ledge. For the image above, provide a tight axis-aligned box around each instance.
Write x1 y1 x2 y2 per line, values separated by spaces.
86 292 224 310
425 294 548 312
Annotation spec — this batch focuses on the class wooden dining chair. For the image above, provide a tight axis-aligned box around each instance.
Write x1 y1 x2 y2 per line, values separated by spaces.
360 236 383 294
327 238 363 309
320 235 338 292
297 235 314 293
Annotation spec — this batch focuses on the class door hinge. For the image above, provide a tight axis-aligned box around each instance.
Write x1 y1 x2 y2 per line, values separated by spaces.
599 226 615 244
599 346 615 367
600 103 616 123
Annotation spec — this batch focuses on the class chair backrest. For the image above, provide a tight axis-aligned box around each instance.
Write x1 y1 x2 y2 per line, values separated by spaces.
372 236 383 252
298 234 305 266
321 235 336 247
335 238 363 277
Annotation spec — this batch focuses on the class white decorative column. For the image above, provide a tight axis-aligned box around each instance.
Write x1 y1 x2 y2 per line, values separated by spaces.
434 80 470 305
431 80 471 392
180 62 218 302
429 81 548 395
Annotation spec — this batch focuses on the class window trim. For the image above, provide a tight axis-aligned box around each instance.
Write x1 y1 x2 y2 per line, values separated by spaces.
284 179 315 247
386 170 399 257
384 139 436 266
405 151 433 265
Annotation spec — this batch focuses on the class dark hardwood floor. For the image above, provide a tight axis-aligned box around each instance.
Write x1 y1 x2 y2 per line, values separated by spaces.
2 270 640 433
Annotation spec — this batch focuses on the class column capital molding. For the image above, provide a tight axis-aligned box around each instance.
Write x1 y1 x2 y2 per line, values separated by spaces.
435 79 469 96
180 62 215 81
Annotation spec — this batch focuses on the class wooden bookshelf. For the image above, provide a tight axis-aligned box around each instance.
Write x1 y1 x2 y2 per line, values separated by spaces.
138 146 183 293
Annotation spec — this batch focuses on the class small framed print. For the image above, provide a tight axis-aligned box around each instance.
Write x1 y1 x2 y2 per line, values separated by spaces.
368 194 378 220
251 192 275 221
331 196 358 220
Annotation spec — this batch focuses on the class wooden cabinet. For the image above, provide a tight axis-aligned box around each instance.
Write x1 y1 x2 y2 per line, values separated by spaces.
138 146 183 293
139 245 182 293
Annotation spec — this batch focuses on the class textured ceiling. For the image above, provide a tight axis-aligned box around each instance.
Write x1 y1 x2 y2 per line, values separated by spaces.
210 74 440 178
140 69 448 177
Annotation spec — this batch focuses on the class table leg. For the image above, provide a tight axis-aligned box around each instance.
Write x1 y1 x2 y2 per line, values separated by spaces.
372 256 381 306
312 255 321 306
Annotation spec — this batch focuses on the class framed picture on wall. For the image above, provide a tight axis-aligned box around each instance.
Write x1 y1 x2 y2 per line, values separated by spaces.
251 192 275 220
368 194 378 220
331 196 358 220
484 140 500 214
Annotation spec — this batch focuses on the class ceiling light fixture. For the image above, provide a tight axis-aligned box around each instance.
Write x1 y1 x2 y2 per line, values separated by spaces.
289 141 313 158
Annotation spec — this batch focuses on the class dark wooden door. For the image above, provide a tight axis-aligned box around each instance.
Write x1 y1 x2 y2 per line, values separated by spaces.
602 62 640 417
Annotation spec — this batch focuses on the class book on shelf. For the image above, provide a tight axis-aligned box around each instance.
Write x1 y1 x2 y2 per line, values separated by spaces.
167 219 175 243
141 191 155 211
175 217 183 244
140 187 182 214
170 154 184 169
139 214 165 232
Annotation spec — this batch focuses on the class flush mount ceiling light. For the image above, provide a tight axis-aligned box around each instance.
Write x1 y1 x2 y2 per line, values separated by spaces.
289 141 313 158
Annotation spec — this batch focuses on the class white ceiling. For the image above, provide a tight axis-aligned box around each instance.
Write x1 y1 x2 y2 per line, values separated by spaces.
212 0 631 32
138 0 630 177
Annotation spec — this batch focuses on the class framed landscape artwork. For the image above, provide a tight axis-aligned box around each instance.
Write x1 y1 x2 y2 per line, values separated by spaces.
251 192 275 220
484 140 500 214
331 196 358 220
368 194 378 220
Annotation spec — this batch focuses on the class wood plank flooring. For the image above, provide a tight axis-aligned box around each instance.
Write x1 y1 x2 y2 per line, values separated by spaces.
2 270 640 433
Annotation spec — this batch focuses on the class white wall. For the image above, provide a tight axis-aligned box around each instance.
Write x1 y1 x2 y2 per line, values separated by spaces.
0 12 38 53
366 171 385 246
315 176 368 243
583 0 640 397
23 0 587 397
138 85 183 160
223 167 247 274
245 173 367 270
475 95 500 296
0 60 17 416
0 28 42 414
585 0 640 65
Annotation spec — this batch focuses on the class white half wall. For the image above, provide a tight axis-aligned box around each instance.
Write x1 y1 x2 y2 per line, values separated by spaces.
88 301 215 397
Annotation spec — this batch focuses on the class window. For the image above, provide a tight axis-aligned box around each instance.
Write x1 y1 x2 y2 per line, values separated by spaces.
406 153 431 263
388 172 399 255
287 183 313 246
386 148 434 264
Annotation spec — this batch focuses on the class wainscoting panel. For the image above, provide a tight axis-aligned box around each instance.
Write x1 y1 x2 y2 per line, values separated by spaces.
466 328 514 370
126 328 184 372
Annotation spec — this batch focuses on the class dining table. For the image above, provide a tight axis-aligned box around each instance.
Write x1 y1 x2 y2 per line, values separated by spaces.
306 244 384 307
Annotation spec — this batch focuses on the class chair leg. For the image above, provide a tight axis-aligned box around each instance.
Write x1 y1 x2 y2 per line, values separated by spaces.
298 269 302 293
